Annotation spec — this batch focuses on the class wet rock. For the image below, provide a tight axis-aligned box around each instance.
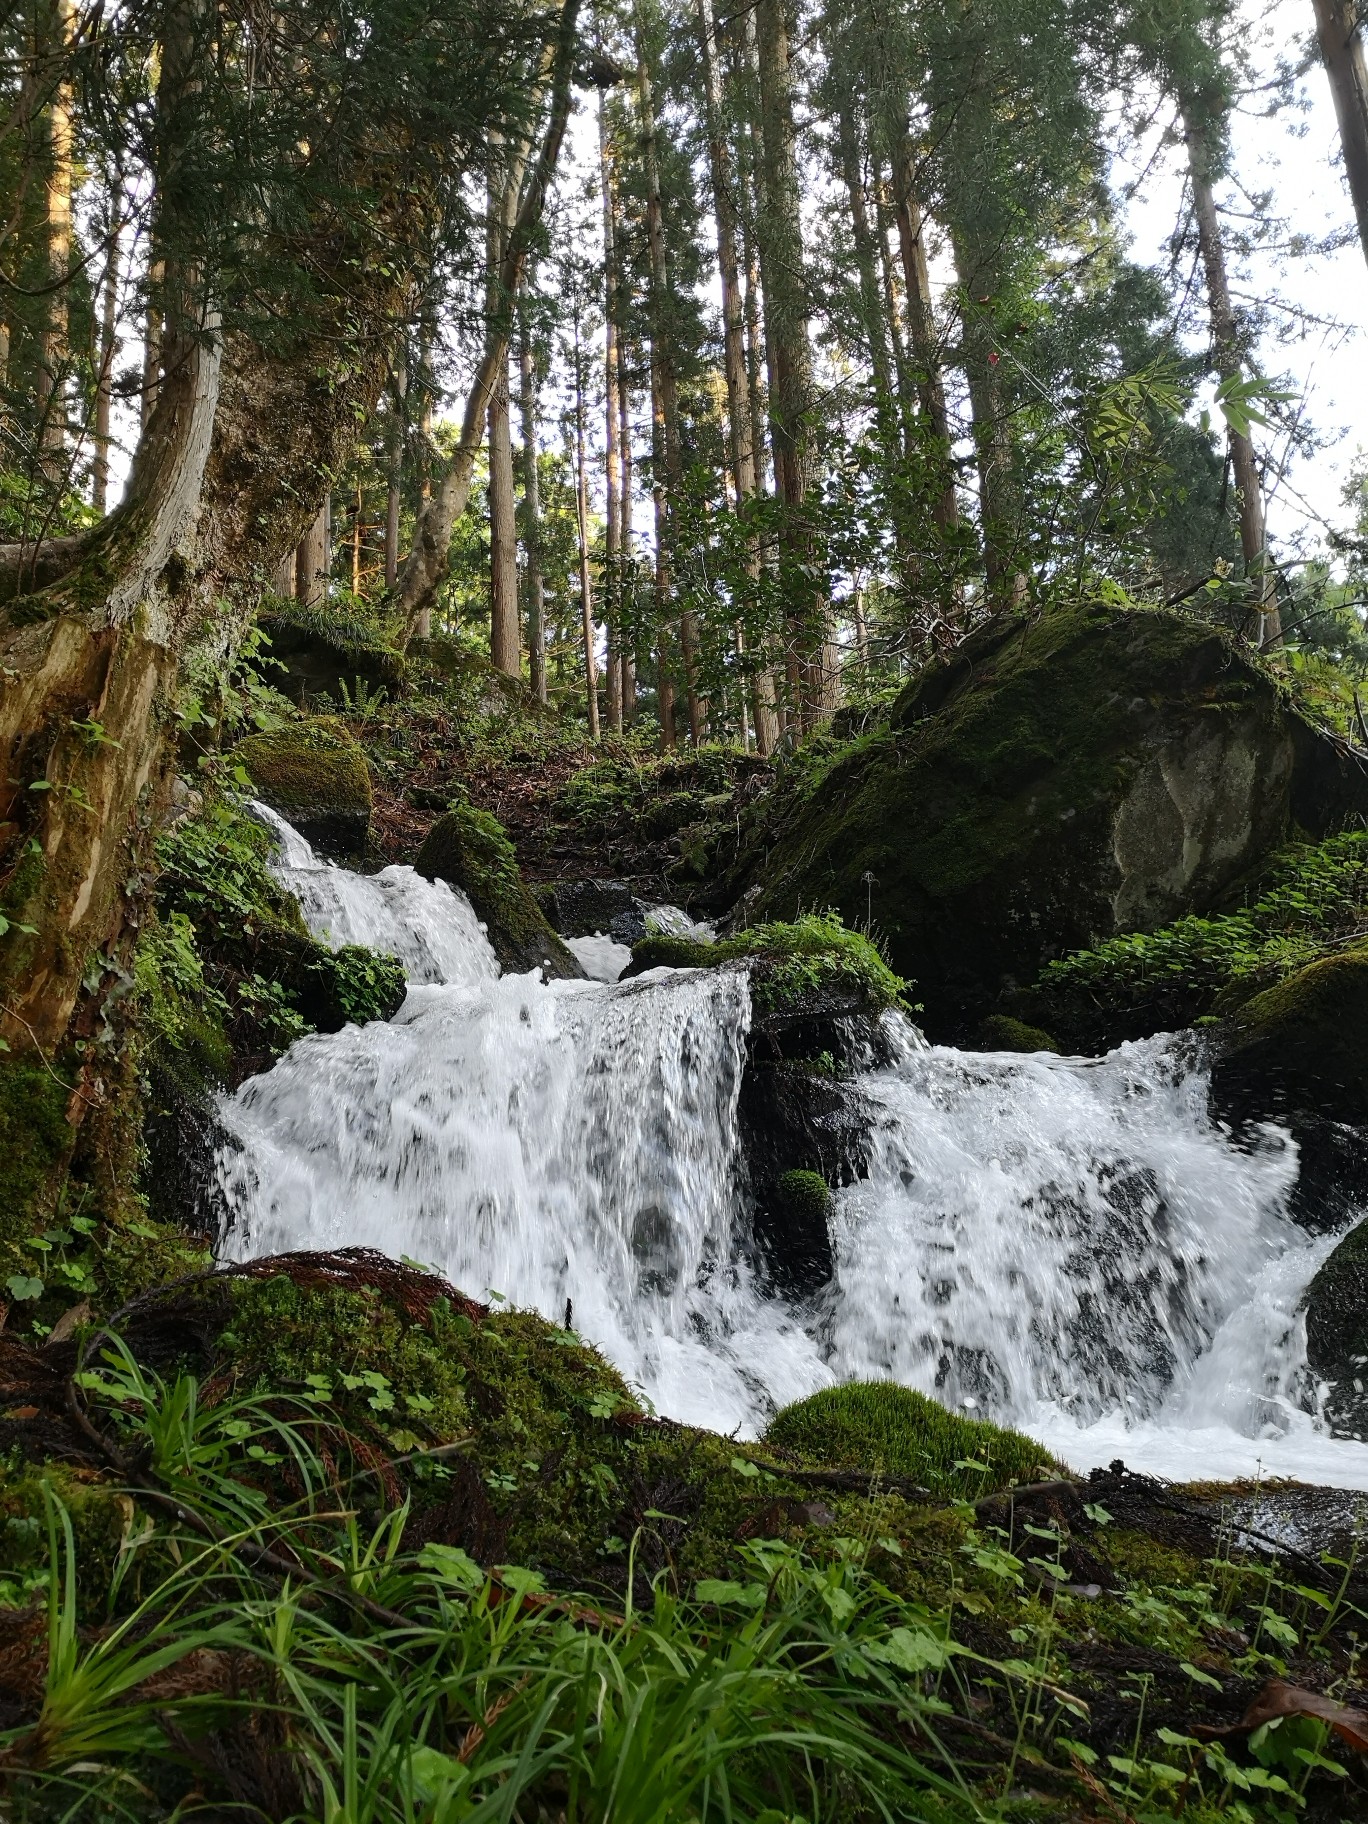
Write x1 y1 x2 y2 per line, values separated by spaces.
975 1013 1062 1055
415 804 583 979
233 719 372 861
542 878 648 945
1209 946 1368 1229
726 603 1368 1041
1301 1218 1368 1434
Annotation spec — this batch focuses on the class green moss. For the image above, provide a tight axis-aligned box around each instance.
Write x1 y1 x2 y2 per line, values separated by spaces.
414 801 581 978
764 1381 1057 1501
977 1014 1061 1054
628 913 906 1015
775 1169 831 1229
134 910 232 1091
729 602 1309 1038
0 1057 73 1245
232 718 372 848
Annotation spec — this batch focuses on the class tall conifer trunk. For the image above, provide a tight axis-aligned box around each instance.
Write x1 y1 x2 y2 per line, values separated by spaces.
92 222 123 514
696 0 776 752
573 310 600 739
598 88 624 732
518 291 548 705
488 152 521 676
1312 0 1368 267
636 13 703 745
1181 94 1281 647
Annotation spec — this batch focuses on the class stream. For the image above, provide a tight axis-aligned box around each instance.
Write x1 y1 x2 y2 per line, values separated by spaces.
215 806 1368 1490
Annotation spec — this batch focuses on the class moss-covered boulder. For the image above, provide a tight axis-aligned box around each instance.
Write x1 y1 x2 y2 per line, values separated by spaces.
415 804 583 979
975 1013 1062 1054
728 603 1368 1040
1302 1218 1368 1431
233 719 373 859
1210 945 1368 1228
0 1057 74 1246
765 1381 1058 1500
256 595 404 707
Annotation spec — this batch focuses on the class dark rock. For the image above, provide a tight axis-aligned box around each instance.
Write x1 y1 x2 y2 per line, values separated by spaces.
234 719 373 861
1210 946 1368 1230
1301 1218 1368 1433
727 603 1368 1041
257 601 403 707
542 878 648 944
415 804 584 979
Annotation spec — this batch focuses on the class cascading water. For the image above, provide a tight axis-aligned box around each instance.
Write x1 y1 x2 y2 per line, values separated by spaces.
216 807 1368 1487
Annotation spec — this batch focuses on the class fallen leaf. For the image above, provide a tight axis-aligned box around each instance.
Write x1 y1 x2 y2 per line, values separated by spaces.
1196 1679 1368 1755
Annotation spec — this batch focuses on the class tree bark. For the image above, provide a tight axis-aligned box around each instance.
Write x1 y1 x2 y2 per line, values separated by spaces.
487 150 521 676
384 354 405 590
295 499 330 608
1312 0 1368 268
598 88 624 732
36 0 75 465
890 133 958 532
1182 94 1281 647
92 220 123 514
751 0 836 726
516 291 547 706
616 333 637 721
636 17 703 746
573 311 600 740
697 0 777 754
397 0 581 646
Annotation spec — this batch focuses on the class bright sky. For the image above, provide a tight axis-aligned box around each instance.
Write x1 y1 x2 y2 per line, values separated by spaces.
1115 0 1368 555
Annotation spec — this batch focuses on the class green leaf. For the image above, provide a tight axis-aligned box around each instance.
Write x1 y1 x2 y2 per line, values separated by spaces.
5 1275 44 1302
1181 1661 1224 1690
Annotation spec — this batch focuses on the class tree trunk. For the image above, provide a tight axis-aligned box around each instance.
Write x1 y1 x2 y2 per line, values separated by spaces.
697 0 777 754
636 19 703 746
890 133 958 532
573 313 600 740
36 0 75 465
488 152 521 676
140 258 164 433
351 483 363 596
397 0 581 645
517 288 547 707
617 338 637 721
751 0 836 727
1182 94 1281 647
295 499 330 608
836 104 897 435
92 221 123 514
599 89 624 733
1312 0 1368 268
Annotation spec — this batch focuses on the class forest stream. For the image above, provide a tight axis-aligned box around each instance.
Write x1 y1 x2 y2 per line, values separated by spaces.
215 805 1368 1492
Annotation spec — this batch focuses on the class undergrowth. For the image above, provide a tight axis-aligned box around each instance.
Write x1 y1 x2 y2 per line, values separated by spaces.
2 1328 1364 1821
1032 829 1368 1044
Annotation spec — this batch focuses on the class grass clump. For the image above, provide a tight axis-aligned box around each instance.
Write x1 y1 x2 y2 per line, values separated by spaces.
765 1381 1057 1501
630 911 907 1014
1032 828 1368 1047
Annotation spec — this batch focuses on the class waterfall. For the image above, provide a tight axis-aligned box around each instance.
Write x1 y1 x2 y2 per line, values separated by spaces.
216 807 1368 1487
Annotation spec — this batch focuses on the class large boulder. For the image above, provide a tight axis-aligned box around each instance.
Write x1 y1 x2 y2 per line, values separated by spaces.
1210 946 1368 1229
415 804 584 979
234 719 373 859
256 598 403 707
541 878 648 945
731 603 1368 1039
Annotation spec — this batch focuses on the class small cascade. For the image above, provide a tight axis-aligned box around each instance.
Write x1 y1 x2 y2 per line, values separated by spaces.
214 807 1368 1486
247 801 496 986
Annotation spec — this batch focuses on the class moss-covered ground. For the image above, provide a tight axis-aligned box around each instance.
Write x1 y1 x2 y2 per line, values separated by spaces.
629 910 908 1015
0 1258 1362 1819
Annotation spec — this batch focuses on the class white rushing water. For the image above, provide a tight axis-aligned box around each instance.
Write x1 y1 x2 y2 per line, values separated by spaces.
217 809 1368 1487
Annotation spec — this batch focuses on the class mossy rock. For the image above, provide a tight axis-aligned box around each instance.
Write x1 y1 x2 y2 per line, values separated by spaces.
976 1014 1061 1055
1211 945 1368 1228
752 1168 835 1298
764 1381 1058 1501
727 603 1368 1040
233 719 372 859
415 804 583 979
256 595 405 705
1301 1218 1368 1427
625 913 904 1023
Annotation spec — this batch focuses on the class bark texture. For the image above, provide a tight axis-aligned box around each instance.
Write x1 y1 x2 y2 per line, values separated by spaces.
1312 0 1368 268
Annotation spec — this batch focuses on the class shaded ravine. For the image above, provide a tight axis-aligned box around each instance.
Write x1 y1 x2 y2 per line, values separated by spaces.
215 807 1368 1487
